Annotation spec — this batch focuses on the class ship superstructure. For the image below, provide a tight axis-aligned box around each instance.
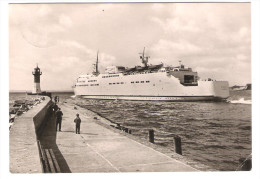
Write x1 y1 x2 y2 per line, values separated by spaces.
73 48 229 101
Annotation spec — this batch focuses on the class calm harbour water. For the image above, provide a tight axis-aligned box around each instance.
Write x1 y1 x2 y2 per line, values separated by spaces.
9 90 251 171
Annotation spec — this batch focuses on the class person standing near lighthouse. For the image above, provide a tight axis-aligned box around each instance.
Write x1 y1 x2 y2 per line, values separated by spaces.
32 64 42 94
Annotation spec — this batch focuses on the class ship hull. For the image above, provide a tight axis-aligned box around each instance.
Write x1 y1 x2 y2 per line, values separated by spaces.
74 72 230 101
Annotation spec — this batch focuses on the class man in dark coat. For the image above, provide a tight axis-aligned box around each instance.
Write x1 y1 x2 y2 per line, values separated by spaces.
53 103 58 114
74 114 81 134
56 108 63 131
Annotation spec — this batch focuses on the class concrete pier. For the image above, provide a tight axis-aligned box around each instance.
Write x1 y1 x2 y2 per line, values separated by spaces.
10 98 214 173
39 101 199 172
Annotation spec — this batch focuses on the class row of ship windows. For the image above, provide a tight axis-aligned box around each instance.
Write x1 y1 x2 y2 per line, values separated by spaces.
109 82 124 85
80 79 153 83
76 84 99 87
102 75 120 78
76 80 151 86
109 81 151 85
77 80 97 83
76 81 150 86
131 81 150 84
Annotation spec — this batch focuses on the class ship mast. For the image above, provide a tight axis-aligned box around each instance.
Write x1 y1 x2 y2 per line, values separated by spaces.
139 47 150 67
96 51 99 74
93 51 100 76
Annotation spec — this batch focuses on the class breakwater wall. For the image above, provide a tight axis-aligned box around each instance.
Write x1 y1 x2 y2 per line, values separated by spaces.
9 97 53 173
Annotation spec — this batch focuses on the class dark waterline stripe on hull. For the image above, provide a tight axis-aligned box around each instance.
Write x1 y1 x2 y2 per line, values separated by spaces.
79 95 226 102
79 95 215 97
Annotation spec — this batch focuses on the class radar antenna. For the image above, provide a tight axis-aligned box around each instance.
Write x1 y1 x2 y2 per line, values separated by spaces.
139 47 150 67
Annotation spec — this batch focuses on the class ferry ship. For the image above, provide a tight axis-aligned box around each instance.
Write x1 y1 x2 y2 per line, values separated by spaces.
73 48 229 101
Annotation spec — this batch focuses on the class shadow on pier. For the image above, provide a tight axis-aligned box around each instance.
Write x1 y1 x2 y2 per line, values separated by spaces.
39 112 71 173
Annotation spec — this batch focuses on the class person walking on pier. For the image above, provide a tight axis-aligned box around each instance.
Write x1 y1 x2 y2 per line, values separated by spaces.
56 108 63 131
74 114 81 134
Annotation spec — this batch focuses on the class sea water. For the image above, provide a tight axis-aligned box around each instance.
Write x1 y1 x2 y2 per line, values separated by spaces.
9 90 251 171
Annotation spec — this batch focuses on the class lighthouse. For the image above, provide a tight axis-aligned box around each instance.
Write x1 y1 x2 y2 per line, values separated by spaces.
32 64 42 94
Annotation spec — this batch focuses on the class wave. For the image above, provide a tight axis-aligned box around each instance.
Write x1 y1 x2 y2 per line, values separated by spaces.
228 98 251 105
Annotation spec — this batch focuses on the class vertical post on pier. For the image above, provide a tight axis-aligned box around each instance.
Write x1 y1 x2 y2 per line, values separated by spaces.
174 136 182 155
149 129 154 143
125 128 128 133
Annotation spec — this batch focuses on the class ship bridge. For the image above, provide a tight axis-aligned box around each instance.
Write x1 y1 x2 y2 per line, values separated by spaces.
167 64 199 86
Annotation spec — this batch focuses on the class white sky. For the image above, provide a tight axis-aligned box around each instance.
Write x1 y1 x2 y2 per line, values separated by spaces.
9 2 251 91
